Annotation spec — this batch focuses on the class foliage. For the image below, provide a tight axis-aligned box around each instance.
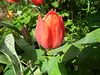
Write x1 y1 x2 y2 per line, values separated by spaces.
0 0 100 75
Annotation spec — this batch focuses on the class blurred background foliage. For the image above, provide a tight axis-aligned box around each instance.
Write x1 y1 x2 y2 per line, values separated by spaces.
0 0 100 75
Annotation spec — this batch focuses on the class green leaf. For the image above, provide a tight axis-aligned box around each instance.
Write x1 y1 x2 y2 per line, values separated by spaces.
22 7 31 14
0 34 23 75
34 68 42 75
91 22 100 28
21 16 31 24
77 47 92 63
15 36 45 63
50 63 68 75
23 67 30 75
48 56 60 75
41 56 60 74
61 45 80 62
51 2 59 8
3 63 12 72
4 69 14 75
41 59 48 73
74 28 100 46
74 37 86 46
0 52 10 64
77 46 100 75
77 46 100 70
35 49 45 64
24 45 36 62
85 12 100 23
15 36 30 50
47 43 70 55
0 22 21 34
85 28 100 43
64 19 73 27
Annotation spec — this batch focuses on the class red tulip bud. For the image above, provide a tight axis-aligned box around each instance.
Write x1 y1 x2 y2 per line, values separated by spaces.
31 0 43 5
22 25 31 43
7 0 19 2
35 11 65 49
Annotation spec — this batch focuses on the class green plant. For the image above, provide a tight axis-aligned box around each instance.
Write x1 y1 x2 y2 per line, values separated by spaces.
0 0 100 75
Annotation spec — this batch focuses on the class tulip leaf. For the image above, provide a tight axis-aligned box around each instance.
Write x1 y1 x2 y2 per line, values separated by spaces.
0 34 23 75
47 43 69 55
85 28 100 43
41 56 60 75
15 36 36 62
48 56 60 75
23 45 37 62
3 63 12 73
0 52 10 64
61 45 80 62
15 36 30 50
34 68 42 75
34 49 46 64
4 69 14 75
50 63 68 75
77 46 100 75
41 59 48 73
15 36 45 64
74 37 86 46
0 22 21 34
74 28 100 46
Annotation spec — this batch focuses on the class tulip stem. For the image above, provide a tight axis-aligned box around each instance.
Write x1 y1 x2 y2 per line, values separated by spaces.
21 61 30 67
1 0 12 24
71 0 73 21
47 49 49 53
44 49 49 56
40 4 46 15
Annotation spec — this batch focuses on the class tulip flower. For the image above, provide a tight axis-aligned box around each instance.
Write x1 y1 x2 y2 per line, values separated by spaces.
7 0 19 2
35 11 65 49
31 0 43 5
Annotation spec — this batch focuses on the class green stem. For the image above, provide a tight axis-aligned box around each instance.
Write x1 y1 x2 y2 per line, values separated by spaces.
71 0 73 22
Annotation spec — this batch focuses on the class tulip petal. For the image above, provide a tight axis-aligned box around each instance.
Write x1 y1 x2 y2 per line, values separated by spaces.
44 11 65 48
35 15 50 49
31 0 43 5
43 11 59 48
44 11 59 21
52 16 65 48
7 0 19 2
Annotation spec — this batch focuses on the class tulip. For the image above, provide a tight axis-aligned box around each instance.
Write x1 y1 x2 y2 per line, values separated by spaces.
7 0 19 2
31 0 43 5
22 25 31 43
35 11 65 49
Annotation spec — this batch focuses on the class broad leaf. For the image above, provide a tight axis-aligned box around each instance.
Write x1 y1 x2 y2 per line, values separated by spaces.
4 69 14 75
0 34 23 75
74 28 100 46
85 28 100 43
0 52 10 64
0 22 21 34
61 45 80 62
47 43 70 55
48 56 60 75
50 63 68 75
